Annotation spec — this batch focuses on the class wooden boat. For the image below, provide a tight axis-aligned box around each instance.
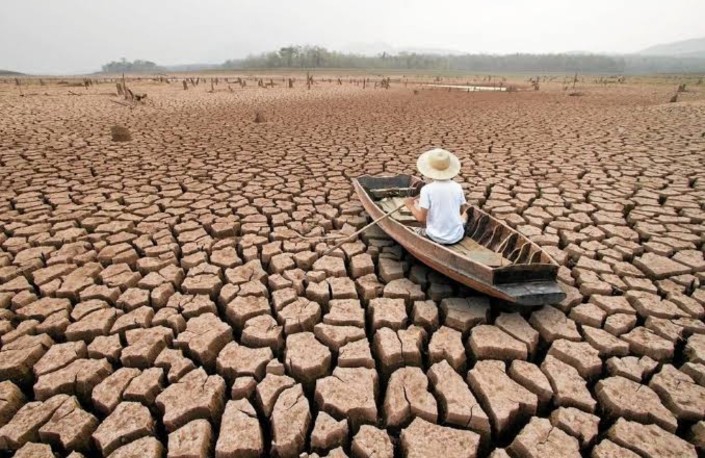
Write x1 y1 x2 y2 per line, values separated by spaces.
353 174 566 307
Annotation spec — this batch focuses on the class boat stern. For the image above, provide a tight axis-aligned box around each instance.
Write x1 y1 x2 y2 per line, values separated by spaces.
495 280 566 307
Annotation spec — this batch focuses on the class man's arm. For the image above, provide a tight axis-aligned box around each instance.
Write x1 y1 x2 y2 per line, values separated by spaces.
457 185 468 216
459 203 469 223
404 197 427 224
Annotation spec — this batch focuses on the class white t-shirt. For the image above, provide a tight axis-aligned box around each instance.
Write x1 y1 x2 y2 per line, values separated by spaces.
419 180 467 244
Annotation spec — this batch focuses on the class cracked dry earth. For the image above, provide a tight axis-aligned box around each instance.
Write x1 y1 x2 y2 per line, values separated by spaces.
0 77 704 458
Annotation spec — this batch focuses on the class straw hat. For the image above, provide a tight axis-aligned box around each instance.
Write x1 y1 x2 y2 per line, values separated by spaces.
416 148 461 180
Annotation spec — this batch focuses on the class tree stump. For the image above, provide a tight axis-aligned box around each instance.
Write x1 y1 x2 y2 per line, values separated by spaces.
111 126 132 142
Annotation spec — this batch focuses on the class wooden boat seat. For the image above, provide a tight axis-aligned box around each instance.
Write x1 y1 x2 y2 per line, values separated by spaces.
369 187 417 199
378 197 422 226
447 238 507 267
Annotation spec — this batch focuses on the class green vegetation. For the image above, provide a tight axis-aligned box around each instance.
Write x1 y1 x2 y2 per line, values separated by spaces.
98 47 705 76
223 45 705 74
101 58 163 73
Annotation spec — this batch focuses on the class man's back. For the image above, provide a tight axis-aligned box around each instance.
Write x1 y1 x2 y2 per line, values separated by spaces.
419 180 466 244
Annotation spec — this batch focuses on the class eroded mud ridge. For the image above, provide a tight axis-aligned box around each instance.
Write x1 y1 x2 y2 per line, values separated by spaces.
0 78 704 457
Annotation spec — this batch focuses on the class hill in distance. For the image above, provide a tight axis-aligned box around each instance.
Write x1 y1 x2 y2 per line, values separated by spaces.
639 36 705 58
0 69 25 76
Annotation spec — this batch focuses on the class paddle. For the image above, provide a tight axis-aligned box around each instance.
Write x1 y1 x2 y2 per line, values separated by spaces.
320 201 408 257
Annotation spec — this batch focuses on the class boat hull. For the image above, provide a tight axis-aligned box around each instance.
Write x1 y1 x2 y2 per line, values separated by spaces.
353 176 566 306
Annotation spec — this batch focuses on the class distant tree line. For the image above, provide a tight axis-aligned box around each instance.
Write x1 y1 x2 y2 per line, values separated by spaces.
222 45 705 74
101 58 163 73
622 55 705 74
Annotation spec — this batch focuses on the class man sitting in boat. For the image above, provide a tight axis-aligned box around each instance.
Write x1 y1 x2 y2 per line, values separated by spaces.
404 148 467 245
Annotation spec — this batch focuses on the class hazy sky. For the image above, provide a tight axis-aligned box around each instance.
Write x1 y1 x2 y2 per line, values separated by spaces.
1 0 704 74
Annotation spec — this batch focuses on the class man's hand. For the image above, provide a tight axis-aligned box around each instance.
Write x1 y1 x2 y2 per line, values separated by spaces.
404 197 417 210
404 197 427 224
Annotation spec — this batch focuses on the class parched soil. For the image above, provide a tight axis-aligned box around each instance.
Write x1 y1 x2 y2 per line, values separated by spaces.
0 75 704 457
